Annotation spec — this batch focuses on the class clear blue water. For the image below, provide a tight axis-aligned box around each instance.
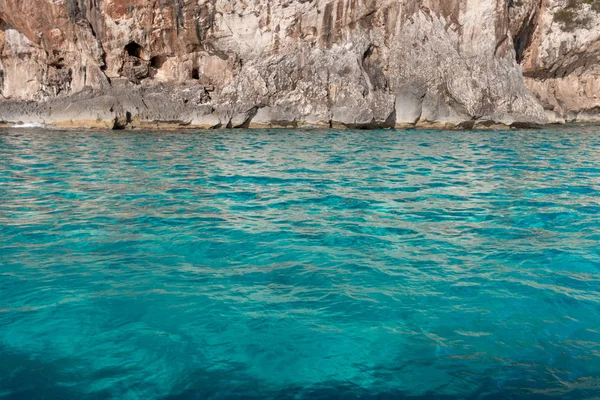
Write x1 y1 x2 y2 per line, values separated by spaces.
1 128 600 399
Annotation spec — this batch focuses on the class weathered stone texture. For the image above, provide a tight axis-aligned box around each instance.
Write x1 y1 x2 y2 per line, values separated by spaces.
0 0 596 128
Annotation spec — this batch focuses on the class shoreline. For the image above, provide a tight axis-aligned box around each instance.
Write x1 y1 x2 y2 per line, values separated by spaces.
2 120 599 131
0 85 597 132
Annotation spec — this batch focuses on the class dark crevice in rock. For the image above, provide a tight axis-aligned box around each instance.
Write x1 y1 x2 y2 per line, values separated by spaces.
510 121 542 129
361 44 388 91
151 56 166 69
0 69 5 97
121 43 150 84
341 103 397 129
513 1 541 64
113 111 134 130
413 106 423 127
73 12 110 86
112 116 126 130
494 35 509 58
456 120 476 129
125 42 143 58
66 0 85 21
195 0 218 51
384 105 397 128
174 0 185 30
321 2 335 48
234 106 259 128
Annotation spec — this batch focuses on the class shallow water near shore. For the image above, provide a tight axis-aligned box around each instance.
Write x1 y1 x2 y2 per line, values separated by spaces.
1 127 600 399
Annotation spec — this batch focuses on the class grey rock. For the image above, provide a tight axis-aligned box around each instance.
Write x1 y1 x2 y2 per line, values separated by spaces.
0 0 592 129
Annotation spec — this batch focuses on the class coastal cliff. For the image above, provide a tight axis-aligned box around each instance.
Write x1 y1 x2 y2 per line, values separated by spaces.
0 0 598 129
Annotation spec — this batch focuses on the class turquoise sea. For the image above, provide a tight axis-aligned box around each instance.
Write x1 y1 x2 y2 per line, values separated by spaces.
1 128 599 399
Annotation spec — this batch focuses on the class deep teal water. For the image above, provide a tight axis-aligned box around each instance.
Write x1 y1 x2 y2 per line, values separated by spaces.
1 127 600 399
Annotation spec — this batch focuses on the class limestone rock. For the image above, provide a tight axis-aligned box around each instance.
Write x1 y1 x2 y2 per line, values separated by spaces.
512 0 600 122
1 0 592 129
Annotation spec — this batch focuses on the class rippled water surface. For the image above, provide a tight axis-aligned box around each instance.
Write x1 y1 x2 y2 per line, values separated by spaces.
1 128 600 399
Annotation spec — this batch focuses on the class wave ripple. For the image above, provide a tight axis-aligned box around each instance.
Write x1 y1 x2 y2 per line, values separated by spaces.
1 128 600 399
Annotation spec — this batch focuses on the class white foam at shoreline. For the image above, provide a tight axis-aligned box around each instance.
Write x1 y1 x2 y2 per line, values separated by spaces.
10 123 51 129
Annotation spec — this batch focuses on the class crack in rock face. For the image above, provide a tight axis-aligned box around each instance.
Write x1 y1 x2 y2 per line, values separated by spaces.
0 0 597 128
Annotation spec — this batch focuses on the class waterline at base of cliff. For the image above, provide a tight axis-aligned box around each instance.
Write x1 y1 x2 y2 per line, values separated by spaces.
0 81 547 131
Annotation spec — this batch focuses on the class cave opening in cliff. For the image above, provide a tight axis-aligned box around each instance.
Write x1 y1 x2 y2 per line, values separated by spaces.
124 42 143 58
150 56 166 69
191 68 200 80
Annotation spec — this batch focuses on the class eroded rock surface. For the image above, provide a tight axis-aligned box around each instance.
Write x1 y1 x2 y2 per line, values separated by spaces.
512 0 600 122
0 0 595 129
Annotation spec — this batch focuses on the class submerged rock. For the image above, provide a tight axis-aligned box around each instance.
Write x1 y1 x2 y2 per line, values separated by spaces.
0 0 596 129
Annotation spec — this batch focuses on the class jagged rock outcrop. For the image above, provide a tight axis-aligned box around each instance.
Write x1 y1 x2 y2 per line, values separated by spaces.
510 0 600 123
0 0 594 129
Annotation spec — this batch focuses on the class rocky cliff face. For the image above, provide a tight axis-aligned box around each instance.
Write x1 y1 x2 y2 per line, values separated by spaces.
0 0 596 129
513 0 600 123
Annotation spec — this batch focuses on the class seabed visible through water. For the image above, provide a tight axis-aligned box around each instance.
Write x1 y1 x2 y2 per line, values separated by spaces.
1 127 599 399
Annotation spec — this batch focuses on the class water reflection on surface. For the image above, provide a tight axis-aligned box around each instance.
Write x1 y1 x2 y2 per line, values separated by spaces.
0 127 599 399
